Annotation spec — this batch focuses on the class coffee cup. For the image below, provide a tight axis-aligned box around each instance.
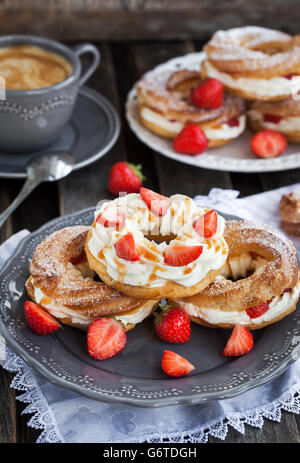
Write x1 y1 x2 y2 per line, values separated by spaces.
0 34 100 152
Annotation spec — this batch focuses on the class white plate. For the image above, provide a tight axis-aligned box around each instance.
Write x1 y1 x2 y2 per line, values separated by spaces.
126 51 300 173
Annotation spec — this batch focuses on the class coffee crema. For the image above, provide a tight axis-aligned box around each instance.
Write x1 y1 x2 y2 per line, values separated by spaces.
0 45 72 90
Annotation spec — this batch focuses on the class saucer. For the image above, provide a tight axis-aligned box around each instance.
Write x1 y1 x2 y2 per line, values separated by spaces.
0 86 120 178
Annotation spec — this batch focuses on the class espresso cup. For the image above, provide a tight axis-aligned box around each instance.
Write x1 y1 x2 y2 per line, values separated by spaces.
0 34 100 152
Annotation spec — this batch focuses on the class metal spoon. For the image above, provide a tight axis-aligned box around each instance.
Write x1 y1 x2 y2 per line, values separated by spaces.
0 152 75 228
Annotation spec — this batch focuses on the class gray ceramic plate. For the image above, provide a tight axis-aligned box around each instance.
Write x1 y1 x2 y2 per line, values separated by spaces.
0 86 120 178
1 208 300 407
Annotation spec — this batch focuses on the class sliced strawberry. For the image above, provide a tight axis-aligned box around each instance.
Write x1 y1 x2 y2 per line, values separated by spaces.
283 288 292 294
24 301 60 335
223 324 253 357
264 114 282 124
227 117 240 127
251 130 287 158
173 124 208 156
246 301 269 319
70 249 86 265
87 318 126 360
108 162 144 195
190 78 224 109
140 187 170 216
114 232 139 261
161 350 195 377
193 210 218 238
96 203 126 228
164 245 203 266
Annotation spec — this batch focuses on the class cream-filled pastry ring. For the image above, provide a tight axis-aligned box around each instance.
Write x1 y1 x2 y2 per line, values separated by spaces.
248 98 300 142
85 192 229 299
172 220 300 329
26 226 157 331
137 68 246 145
203 26 300 100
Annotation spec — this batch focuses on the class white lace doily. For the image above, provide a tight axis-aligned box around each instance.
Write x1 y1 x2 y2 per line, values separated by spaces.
126 51 300 173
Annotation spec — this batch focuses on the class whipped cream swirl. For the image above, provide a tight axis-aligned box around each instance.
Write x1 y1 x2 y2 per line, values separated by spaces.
88 193 228 288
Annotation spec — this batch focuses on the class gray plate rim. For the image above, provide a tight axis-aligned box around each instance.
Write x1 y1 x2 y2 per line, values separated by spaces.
0 207 299 407
0 86 120 179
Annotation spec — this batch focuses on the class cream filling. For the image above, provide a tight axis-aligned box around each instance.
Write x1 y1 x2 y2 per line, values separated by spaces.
248 109 300 133
141 106 246 140
175 281 300 325
33 283 154 328
203 60 300 98
89 193 228 288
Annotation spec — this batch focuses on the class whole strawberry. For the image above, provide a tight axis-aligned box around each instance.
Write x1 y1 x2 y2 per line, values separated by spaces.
108 162 145 195
25 301 61 335
154 303 191 344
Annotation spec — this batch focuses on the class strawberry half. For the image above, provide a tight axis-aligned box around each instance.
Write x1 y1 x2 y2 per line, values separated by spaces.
190 78 224 109
96 203 126 228
114 232 139 261
223 324 253 357
193 210 218 238
140 187 170 216
173 124 208 156
161 350 195 377
251 130 287 158
87 318 126 360
164 245 203 266
154 304 191 344
246 301 269 319
24 301 60 335
108 162 145 195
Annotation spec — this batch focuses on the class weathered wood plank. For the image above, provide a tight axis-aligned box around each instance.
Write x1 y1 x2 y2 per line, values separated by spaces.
7 180 59 233
1 0 300 41
16 402 40 443
0 180 13 243
111 41 160 191
0 179 18 443
230 172 263 198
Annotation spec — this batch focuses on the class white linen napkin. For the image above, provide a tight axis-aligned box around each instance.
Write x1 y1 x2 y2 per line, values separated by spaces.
1 185 300 443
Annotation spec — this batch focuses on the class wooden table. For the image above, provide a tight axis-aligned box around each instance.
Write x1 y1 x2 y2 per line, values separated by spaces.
1 39 300 444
